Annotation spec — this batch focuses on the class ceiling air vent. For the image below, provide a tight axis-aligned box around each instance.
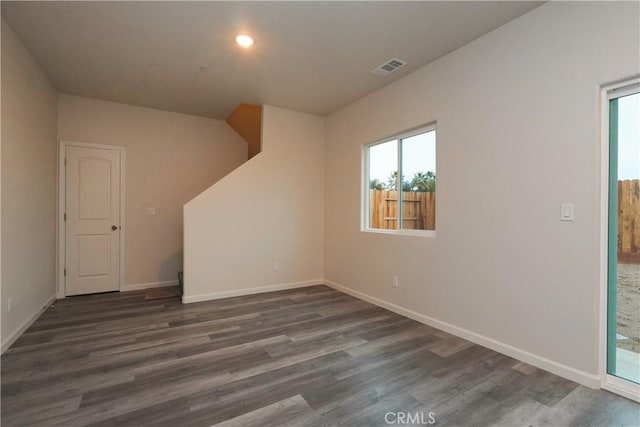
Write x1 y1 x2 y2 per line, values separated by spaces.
371 58 407 77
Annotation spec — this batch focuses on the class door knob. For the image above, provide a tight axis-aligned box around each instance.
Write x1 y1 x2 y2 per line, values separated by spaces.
111 225 119 230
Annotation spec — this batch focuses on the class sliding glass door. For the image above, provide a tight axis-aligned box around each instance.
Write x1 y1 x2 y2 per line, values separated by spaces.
607 84 640 389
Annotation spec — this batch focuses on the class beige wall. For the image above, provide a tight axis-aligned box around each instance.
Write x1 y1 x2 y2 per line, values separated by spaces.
1 20 58 348
58 95 247 288
184 105 324 301
324 1 639 384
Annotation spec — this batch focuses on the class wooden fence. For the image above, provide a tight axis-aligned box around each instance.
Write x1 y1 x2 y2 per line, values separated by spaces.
619 179 640 262
370 190 435 230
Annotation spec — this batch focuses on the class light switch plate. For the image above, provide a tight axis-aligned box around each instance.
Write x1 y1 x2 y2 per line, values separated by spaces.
560 203 574 221
146 207 157 216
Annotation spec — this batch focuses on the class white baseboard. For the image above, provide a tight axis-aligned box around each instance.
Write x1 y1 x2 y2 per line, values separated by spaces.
182 279 324 304
122 280 179 292
1 293 56 354
324 279 600 389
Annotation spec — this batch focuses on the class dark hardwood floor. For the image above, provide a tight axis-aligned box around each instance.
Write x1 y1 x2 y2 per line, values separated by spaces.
1 285 638 426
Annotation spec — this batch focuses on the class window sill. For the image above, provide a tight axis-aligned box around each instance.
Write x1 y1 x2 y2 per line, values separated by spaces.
361 228 436 238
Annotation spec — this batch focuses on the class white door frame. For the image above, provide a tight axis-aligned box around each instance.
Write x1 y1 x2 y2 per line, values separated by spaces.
598 77 640 402
57 141 126 298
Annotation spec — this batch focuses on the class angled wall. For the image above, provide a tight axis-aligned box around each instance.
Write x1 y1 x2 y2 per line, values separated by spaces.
183 106 324 302
227 104 262 159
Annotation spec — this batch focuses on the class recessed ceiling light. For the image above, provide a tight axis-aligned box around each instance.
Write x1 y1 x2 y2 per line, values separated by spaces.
235 34 254 48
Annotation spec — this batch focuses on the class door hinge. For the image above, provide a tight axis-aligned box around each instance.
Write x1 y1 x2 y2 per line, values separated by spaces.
64 268 66 277
64 213 66 221
64 157 67 166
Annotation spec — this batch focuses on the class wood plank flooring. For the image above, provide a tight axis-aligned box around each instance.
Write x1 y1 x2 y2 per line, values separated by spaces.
2 285 638 426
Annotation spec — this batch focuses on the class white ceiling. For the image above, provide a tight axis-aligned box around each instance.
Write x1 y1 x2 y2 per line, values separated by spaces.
1 1 542 119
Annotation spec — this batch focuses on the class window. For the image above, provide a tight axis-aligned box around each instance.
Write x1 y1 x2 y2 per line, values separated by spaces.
364 125 436 235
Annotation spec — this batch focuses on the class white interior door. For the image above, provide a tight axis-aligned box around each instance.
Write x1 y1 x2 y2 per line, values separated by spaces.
65 146 121 296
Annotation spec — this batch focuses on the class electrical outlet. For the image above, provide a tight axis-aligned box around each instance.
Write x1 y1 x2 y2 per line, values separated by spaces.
392 276 399 288
7 296 13 311
273 262 280 272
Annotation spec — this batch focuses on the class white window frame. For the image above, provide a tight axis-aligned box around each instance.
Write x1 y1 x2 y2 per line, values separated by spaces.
362 123 436 238
598 78 640 402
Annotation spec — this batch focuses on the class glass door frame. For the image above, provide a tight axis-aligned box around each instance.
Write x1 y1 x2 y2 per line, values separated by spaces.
600 78 640 402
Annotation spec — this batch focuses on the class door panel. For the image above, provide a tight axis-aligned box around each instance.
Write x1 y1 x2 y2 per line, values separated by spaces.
66 146 121 296
79 158 112 219
607 89 640 385
77 235 111 277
